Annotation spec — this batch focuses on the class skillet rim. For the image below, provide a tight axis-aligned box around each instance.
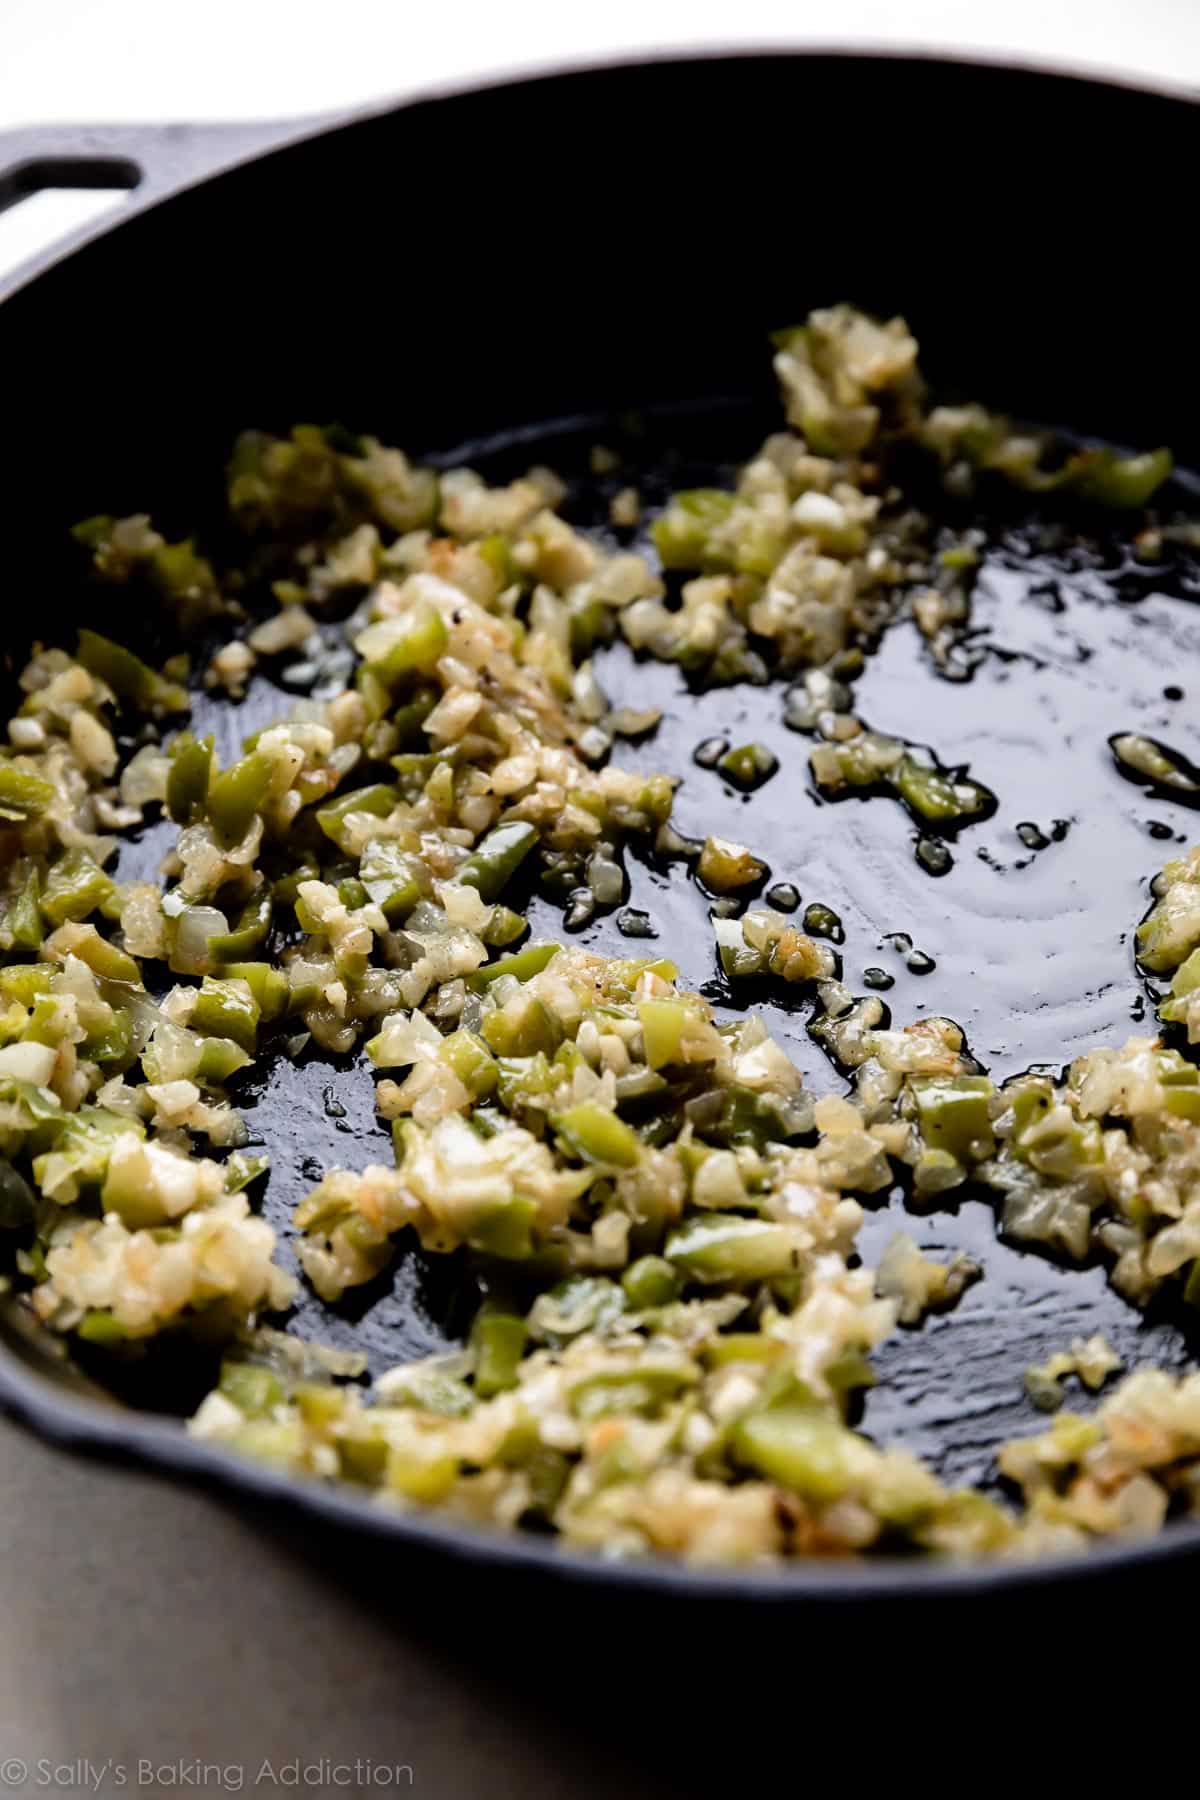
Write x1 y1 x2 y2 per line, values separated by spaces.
2 42 1199 1600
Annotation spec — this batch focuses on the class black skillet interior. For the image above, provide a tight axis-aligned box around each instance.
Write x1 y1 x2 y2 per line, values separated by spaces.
3 51 1200 1589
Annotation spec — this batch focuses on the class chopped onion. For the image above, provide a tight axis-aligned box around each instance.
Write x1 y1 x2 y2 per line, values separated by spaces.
0 1042 57 1085
174 904 229 975
119 744 170 808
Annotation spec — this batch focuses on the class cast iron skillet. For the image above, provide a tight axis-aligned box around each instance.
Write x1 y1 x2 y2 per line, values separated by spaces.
2 49 1200 1604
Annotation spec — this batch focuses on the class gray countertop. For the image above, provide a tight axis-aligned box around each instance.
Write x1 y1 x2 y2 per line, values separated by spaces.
0 1415 681 1798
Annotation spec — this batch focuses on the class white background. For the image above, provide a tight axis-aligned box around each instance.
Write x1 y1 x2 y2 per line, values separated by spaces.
3 0 1200 125
3 0 1199 278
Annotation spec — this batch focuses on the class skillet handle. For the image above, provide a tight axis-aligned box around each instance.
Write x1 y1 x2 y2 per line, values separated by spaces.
0 119 316 211
0 118 324 293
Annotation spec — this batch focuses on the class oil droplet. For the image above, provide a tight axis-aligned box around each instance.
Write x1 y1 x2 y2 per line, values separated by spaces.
1165 685 1184 701
693 737 728 769
883 931 913 954
1016 821 1050 851
915 837 953 876
322 1085 346 1120
1148 821 1173 840
907 950 937 975
765 882 800 913
1130 993 1146 1021
1050 819 1071 842
863 966 894 990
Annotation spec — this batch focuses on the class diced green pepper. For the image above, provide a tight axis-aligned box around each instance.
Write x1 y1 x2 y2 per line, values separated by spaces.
0 1072 63 1130
824 1350 877 1394
358 838 432 921
390 749 461 803
481 905 527 948
77 628 188 713
314 783 398 851
0 1158 36 1230
521 1448 571 1516
0 761 55 822
338 1432 389 1485
732 1402 861 1500
470 1304 528 1397
386 1446 458 1503
24 994 69 1047
223 1149 270 1192
1162 946 1200 1027
57 922 140 984
494 1052 554 1114
385 1369 475 1417
363 599 448 687
652 489 736 570
1162 1083 1200 1122
552 1100 641 1168
165 733 213 825
467 1193 539 1260
83 1010 134 1068
476 532 517 591
194 1035 253 1085
4 866 43 951
219 1360 285 1416
665 1213 799 1283
716 742 779 791
76 1310 130 1346
531 1275 626 1344
621 1255 682 1309
569 1363 694 1420
190 977 261 1052
702 1333 786 1369
292 1381 344 1429
912 1075 995 1161
71 514 113 550
389 687 440 747
686 1085 801 1152
1065 445 1172 508
696 836 767 893
0 965 53 1006
207 886 273 961
469 940 560 990
716 925 763 982
441 1029 498 1100
206 749 277 848
891 755 993 825
40 850 115 926
637 998 690 1070
1007 1081 1103 1175
455 821 540 903
152 538 215 602
220 961 288 1021
481 992 561 1058
1137 887 1200 974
